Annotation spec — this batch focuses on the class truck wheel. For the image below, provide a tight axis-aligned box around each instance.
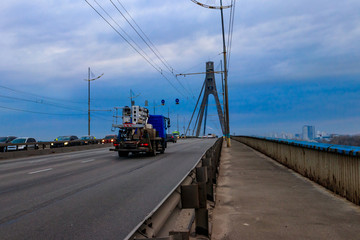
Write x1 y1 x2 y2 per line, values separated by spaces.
149 141 157 156
150 147 157 156
160 141 165 154
118 151 128 158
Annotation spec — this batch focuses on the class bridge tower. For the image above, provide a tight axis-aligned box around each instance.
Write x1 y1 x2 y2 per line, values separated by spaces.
190 61 225 137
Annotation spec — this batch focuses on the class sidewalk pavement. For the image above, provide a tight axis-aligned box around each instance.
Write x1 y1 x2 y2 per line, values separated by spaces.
211 140 360 240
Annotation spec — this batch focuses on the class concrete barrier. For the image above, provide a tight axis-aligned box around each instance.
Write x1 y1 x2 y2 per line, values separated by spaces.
233 136 360 206
128 138 223 240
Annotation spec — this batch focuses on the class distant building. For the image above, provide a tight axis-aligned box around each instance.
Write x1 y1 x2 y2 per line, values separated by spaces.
302 125 315 140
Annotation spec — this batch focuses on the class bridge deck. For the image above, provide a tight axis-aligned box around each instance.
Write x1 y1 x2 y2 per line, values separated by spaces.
212 140 360 240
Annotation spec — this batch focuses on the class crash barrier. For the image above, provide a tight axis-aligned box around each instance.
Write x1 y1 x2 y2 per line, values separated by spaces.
0 139 112 160
233 136 360 206
0 139 111 151
127 138 223 240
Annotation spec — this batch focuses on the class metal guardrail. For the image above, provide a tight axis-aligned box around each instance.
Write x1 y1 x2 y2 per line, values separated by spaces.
234 136 360 206
126 138 223 240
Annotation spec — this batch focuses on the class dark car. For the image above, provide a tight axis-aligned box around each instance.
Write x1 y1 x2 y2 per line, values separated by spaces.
0 136 17 152
51 135 79 148
80 136 96 145
101 135 117 144
166 134 177 143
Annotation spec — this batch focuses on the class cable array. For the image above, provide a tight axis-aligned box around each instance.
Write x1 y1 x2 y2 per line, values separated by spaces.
0 85 112 121
1 2 236 131
0 105 86 116
226 0 236 71
85 0 195 99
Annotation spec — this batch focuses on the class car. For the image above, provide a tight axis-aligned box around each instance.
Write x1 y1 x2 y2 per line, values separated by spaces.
166 134 177 143
51 135 79 148
80 135 96 145
101 135 117 144
7 137 38 151
172 131 180 140
207 133 216 138
0 136 17 152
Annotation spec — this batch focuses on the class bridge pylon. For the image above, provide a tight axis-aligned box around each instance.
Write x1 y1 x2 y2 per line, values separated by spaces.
187 61 225 137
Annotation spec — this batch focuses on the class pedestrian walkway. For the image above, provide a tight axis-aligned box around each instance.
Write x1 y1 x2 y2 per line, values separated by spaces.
211 140 360 240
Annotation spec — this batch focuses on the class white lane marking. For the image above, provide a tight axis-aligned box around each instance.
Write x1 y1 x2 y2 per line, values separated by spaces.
29 152 97 163
28 168 53 175
81 159 95 163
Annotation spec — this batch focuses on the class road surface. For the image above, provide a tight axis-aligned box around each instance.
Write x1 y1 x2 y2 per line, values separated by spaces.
0 138 216 240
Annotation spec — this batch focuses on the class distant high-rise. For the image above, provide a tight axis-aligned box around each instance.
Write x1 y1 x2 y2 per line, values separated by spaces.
302 125 315 140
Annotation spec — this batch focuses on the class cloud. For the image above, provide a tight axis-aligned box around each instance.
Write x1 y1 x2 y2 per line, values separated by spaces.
228 0 360 82
1 0 360 138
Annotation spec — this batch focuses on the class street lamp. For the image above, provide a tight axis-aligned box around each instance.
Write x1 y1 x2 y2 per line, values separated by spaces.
191 0 232 147
85 67 103 135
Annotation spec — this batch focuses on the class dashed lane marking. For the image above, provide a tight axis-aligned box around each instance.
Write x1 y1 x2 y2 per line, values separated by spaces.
81 159 95 163
28 168 53 175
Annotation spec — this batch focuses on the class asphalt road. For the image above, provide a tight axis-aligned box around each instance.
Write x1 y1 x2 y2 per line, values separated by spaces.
0 138 216 240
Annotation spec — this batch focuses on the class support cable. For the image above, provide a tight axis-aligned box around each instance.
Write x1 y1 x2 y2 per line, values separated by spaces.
185 81 205 136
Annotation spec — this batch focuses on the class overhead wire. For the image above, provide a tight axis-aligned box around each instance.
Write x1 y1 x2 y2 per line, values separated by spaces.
0 105 86 116
0 85 114 116
115 0 174 72
111 0 171 74
85 0 187 98
110 0 194 98
92 0 162 73
0 85 86 105
226 0 235 71
0 94 87 112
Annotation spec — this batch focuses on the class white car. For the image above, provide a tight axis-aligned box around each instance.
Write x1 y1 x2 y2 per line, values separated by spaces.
7 137 38 151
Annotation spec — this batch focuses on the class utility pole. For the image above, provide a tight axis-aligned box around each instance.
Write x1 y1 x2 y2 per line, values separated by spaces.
168 107 170 134
220 0 231 147
85 67 103 136
129 89 140 107
189 0 232 146
177 114 179 132
183 117 186 136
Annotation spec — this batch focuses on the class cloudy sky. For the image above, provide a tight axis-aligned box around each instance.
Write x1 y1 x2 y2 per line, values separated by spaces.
0 0 359 140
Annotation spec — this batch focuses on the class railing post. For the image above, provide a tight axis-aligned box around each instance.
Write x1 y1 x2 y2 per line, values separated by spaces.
202 157 214 201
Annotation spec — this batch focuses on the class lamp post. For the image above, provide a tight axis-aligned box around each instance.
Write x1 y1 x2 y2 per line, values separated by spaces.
190 0 232 147
220 0 231 147
85 67 103 135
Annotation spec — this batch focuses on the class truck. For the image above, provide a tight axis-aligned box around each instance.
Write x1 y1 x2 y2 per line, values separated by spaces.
110 106 170 157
